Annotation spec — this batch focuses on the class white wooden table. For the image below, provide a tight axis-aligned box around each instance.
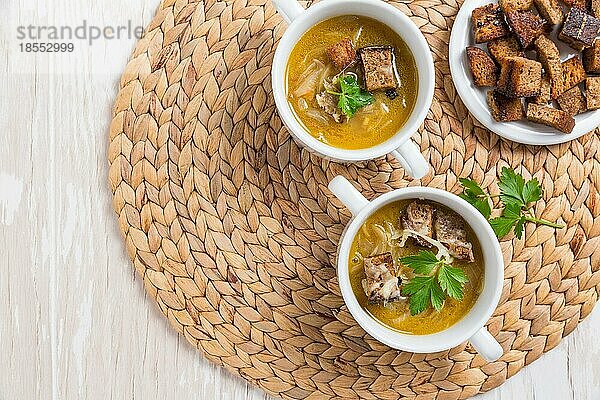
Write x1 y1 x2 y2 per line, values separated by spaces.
0 1 599 399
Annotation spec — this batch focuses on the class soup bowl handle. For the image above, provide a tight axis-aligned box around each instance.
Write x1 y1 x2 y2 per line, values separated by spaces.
469 327 503 362
328 176 370 216
390 140 430 179
272 0 305 24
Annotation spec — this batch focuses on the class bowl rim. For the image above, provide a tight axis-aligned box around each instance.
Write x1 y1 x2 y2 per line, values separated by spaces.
336 187 505 352
271 0 435 160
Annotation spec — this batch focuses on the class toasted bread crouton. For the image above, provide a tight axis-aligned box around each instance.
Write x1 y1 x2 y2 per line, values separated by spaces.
534 0 563 25
487 90 525 121
559 8 600 51
500 0 535 10
487 36 526 63
526 103 576 132
592 0 600 18
534 35 564 98
401 201 434 247
562 56 587 90
362 253 402 305
586 77 600 109
472 4 511 43
557 86 587 115
583 41 600 73
466 47 498 86
505 10 547 48
497 56 543 97
531 75 552 104
434 211 475 261
327 38 356 70
561 0 587 8
358 46 398 92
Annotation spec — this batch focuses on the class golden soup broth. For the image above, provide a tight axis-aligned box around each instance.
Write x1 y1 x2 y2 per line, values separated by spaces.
349 201 484 335
285 15 418 150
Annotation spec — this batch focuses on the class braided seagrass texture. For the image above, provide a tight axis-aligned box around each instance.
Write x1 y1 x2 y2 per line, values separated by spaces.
108 0 600 398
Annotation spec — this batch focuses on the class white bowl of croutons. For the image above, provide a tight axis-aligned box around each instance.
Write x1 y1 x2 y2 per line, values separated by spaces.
449 0 600 145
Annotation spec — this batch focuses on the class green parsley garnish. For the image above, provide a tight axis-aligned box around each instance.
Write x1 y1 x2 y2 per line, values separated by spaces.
459 167 564 240
327 74 374 118
459 178 492 219
400 250 469 315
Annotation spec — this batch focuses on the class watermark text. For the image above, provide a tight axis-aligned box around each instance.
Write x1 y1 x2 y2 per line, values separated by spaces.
16 20 144 46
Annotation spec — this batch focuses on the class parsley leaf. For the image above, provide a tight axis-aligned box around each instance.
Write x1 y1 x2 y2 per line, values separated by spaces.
331 74 374 118
402 276 443 315
401 250 469 315
499 167 527 208
499 167 542 209
489 215 516 238
459 178 492 219
438 265 469 300
490 203 523 238
514 216 526 239
522 178 542 205
464 168 563 240
430 282 446 312
399 251 440 275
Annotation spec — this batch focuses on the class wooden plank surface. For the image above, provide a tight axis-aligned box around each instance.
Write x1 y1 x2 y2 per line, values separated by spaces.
0 0 598 399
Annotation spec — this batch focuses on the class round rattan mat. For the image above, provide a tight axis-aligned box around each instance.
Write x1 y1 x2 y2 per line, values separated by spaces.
108 0 600 398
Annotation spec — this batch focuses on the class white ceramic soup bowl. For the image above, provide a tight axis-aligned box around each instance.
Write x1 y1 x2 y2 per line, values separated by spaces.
271 0 435 179
328 175 505 361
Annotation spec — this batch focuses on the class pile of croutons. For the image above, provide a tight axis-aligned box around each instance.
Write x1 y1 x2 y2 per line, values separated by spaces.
467 0 600 133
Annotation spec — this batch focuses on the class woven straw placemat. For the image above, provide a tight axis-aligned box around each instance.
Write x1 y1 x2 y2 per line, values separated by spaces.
108 0 600 398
